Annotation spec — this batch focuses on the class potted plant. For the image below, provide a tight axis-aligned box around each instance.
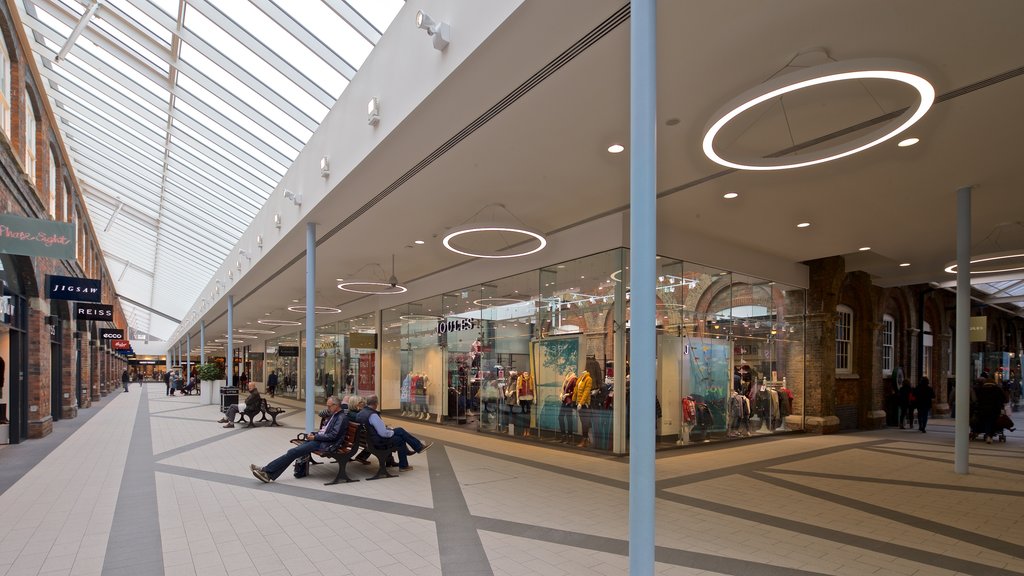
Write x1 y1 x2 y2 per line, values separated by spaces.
197 363 224 382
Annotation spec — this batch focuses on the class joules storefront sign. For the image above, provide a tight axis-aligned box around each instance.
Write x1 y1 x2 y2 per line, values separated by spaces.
436 317 475 334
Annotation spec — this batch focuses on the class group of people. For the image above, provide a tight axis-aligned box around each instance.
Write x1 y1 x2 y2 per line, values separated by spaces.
249 394 432 483
896 375 936 432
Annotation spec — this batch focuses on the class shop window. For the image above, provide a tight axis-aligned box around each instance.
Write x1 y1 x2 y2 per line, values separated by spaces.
882 314 894 376
48 152 58 219
836 305 853 374
24 97 36 180
0 41 9 136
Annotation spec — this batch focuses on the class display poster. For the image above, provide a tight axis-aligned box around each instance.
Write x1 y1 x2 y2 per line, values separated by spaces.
531 335 582 432
970 316 987 342
0 213 75 259
349 332 376 349
358 352 375 393
46 275 102 302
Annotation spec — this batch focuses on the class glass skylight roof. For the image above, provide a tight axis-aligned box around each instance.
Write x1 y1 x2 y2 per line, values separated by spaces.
18 0 403 340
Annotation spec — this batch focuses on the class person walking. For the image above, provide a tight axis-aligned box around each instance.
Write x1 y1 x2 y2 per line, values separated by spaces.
121 369 130 393
266 370 278 398
897 378 913 429
914 377 935 432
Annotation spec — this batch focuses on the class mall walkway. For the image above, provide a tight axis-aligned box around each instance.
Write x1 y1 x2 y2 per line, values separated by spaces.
0 385 1022 576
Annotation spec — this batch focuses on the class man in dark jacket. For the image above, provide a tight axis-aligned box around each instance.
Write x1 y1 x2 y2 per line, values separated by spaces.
356 395 432 471
914 377 935 432
252 396 347 482
220 381 261 428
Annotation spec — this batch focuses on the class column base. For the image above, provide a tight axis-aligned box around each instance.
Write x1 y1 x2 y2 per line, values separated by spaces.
865 410 887 429
934 402 950 417
802 415 841 434
28 416 53 439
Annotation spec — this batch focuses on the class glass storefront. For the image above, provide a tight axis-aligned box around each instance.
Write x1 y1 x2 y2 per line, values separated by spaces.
380 248 806 453
265 312 377 402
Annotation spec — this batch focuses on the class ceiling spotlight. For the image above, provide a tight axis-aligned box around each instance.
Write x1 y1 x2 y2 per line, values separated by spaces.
607 144 625 154
797 222 811 228
859 246 871 251
414 240 425 245
899 262 911 267
897 137 920 147
415 10 450 51
320 156 330 178
367 97 380 126
283 189 302 206
723 192 739 199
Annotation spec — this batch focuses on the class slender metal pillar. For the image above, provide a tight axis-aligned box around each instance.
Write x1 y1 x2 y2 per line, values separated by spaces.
629 0 657 572
612 248 627 455
200 320 206 364
954 186 972 474
305 223 316 432
186 331 191 387
227 295 234 389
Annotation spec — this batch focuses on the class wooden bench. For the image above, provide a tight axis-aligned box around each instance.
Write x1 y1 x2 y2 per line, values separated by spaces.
289 421 397 484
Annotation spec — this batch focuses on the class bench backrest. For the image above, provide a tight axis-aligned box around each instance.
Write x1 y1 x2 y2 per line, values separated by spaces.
362 422 390 450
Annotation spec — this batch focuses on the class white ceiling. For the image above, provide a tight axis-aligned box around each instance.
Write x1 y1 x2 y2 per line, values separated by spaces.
20 0 1024 347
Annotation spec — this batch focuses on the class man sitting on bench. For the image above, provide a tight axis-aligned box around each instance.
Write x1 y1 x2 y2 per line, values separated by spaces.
355 395 433 472
219 381 261 428
251 395 347 483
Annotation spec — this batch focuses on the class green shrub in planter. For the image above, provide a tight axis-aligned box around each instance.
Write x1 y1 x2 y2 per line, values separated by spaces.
197 363 224 381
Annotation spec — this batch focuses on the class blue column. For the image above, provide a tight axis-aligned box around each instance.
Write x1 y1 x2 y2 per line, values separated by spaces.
200 320 205 364
954 186 972 474
186 331 191 388
629 0 656 573
227 295 234 389
305 222 316 432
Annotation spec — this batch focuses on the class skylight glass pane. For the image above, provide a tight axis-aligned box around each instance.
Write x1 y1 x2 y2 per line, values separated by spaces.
73 40 169 101
60 54 167 116
174 99 288 180
346 0 404 33
90 11 169 73
273 3 360 95
175 69 304 161
34 6 73 35
106 0 174 44
52 65 165 129
178 39 320 142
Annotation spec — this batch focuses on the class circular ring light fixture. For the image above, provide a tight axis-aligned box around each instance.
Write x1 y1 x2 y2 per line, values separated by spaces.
224 334 258 339
944 250 1024 274
442 225 546 259
258 319 302 326
287 305 342 314
702 58 934 171
472 297 526 306
399 314 442 321
338 281 407 295
237 328 275 334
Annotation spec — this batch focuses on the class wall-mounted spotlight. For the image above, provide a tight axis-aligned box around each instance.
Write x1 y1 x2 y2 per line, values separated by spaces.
274 214 282 229
256 234 263 248
367 97 380 126
283 189 302 206
415 10 450 51
320 156 330 178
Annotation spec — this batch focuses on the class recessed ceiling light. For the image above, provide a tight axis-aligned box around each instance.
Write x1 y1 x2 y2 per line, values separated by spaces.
608 144 625 154
797 222 811 228
723 192 739 199
899 262 911 267
897 137 920 147
414 240 425 245
859 246 871 251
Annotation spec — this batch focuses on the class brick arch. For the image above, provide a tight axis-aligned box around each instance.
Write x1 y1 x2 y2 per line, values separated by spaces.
0 253 38 297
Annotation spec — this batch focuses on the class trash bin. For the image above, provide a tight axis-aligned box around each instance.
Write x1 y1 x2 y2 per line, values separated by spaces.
220 387 239 413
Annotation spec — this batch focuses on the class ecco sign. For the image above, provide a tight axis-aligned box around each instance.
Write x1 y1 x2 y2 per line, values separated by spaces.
100 329 125 340
75 302 113 321
436 317 475 335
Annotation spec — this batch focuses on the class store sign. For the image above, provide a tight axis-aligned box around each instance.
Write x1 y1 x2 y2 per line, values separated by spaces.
74 302 114 321
278 345 299 357
0 213 76 259
99 328 125 340
349 332 377 349
248 352 264 360
970 316 987 342
46 274 102 302
112 340 132 351
436 317 475 334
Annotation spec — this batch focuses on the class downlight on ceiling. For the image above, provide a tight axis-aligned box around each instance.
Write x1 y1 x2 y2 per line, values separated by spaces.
723 192 739 199
898 137 920 147
702 58 935 171
944 250 1024 274
607 144 625 154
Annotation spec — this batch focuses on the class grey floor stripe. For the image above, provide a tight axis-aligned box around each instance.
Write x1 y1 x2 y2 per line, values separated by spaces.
427 446 493 576
102 391 164 576
475 517 832 576
748 470 1024 561
153 429 239 461
656 484 1024 576
765 467 1024 496
864 446 1024 475
0 390 120 496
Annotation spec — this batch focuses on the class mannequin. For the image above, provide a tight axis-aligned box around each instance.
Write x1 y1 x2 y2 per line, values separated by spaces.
517 371 535 436
573 370 594 447
559 371 577 443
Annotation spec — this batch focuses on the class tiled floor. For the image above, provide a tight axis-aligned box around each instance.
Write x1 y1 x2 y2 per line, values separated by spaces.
1 384 1023 576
